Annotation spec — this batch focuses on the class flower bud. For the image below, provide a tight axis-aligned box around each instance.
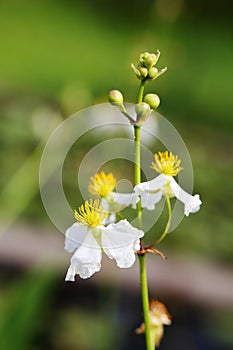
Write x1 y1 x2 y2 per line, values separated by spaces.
135 102 151 127
139 51 160 69
108 90 124 106
145 53 157 68
144 93 160 109
148 67 159 80
139 52 149 65
139 66 148 78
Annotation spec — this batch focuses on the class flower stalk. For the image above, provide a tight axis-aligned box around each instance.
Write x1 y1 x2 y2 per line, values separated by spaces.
137 79 146 104
138 254 153 350
62 50 202 349
135 80 153 350
156 195 171 244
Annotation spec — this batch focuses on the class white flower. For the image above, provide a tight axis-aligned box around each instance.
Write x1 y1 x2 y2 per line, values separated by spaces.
65 199 144 281
134 151 202 216
89 171 139 223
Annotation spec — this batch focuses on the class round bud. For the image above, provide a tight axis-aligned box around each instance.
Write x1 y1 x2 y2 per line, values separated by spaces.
139 66 148 78
139 52 149 65
108 90 124 105
144 53 157 68
144 93 160 109
148 67 158 80
135 102 151 127
139 52 160 69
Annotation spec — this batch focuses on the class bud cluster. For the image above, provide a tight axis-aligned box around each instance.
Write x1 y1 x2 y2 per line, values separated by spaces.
131 51 167 81
108 50 166 127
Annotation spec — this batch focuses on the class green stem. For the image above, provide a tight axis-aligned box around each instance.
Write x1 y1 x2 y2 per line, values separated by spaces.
134 125 142 229
137 79 146 103
138 254 153 350
120 104 135 124
134 79 145 187
134 126 141 185
134 83 153 348
156 195 171 244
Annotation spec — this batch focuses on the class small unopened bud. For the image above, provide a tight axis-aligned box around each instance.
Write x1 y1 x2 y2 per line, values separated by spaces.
139 51 160 69
108 90 124 106
135 102 151 127
139 66 148 78
131 64 148 80
145 53 157 68
144 93 160 109
139 52 149 65
148 67 159 80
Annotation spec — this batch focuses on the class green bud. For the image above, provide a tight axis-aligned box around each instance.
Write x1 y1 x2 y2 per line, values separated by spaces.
135 102 151 127
148 67 159 80
145 53 157 68
144 93 160 109
108 91 135 124
139 66 148 78
108 90 124 105
139 52 149 65
139 51 160 69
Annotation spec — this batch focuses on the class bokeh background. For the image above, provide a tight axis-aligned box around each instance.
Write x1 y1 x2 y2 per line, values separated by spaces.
0 0 232 349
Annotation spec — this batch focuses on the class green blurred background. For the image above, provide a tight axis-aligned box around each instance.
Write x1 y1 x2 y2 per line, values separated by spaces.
0 0 232 349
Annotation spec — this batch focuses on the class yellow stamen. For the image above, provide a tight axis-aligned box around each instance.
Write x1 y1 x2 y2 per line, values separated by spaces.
88 171 117 198
151 151 183 176
74 199 107 227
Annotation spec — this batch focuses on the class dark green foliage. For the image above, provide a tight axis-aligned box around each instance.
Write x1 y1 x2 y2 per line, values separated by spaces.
0 270 57 350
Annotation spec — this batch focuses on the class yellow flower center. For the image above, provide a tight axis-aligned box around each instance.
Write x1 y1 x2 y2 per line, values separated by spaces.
88 171 117 198
74 199 107 227
151 151 183 176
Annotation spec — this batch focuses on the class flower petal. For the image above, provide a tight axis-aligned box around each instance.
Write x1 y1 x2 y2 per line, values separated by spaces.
106 212 117 224
64 223 88 253
169 177 202 216
112 192 139 209
101 220 144 268
99 200 116 224
141 191 163 210
134 174 165 194
65 230 102 281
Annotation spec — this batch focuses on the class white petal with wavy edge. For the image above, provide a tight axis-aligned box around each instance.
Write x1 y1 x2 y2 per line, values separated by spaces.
64 223 88 253
99 199 116 224
134 174 165 194
141 191 163 210
65 230 102 281
101 220 144 268
169 177 202 216
111 192 139 209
